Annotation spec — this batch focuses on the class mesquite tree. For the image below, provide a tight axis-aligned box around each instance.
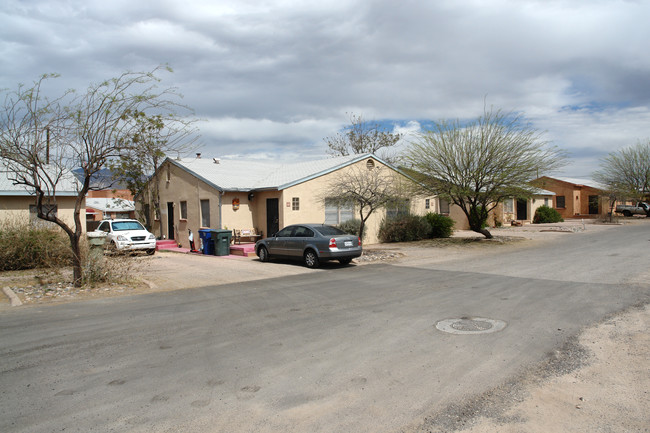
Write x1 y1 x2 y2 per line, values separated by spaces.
403 107 565 238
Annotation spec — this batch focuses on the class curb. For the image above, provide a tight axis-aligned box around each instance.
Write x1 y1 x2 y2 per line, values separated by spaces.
2 286 23 307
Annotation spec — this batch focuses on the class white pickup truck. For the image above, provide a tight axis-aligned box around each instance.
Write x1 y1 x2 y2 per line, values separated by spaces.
615 202 650 217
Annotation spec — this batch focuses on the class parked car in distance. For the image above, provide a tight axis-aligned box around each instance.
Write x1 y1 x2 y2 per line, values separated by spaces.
615 202 650 217
93 219 157 255
255 223 362 268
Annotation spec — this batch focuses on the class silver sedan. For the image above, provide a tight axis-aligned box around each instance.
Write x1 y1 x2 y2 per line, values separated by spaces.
255 223 362 268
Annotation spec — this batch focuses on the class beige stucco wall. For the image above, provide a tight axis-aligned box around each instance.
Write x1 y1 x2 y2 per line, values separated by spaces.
0 195 84 231
147 160 224 247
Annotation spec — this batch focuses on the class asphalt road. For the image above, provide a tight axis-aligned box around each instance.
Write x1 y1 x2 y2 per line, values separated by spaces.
1 223 649 433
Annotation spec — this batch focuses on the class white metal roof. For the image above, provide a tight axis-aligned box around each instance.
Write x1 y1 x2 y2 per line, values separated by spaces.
549 176 606 190
0 159 80 196
86 197 135 212
168 154 379 191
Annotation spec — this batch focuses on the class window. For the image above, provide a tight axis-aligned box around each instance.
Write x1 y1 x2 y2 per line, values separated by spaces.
386 199 410 219
180 201 188 219
556 196 566 209
504 198 514 213
292 197 299 211
425 199 430 210
544 198 549 207
29 204 58 227
200 199 210 227
324 199 354 224
276 227 294 237
439 199 450 215
293 226 314 237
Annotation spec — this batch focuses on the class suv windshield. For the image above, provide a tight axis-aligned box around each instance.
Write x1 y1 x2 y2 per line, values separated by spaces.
112 221 145 231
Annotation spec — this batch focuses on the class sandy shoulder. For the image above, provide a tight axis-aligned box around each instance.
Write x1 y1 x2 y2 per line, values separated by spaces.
423 303 650 433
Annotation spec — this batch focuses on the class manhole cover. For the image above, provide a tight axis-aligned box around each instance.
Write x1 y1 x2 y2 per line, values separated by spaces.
436 317 507 335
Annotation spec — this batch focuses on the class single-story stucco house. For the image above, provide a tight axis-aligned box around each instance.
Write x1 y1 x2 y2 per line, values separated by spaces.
0 159 83 229
139 153 444 247
532 176 609 218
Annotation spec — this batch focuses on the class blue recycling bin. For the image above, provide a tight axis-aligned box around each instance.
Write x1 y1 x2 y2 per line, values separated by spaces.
198 229 214 255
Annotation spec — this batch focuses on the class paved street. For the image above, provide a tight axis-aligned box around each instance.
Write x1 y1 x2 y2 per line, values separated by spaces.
1 223 649 432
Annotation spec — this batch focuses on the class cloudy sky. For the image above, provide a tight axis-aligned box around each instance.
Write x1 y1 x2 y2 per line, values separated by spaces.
2 0 649 179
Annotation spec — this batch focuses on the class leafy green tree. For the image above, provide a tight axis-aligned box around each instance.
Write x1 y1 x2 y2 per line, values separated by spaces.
403 107 565 238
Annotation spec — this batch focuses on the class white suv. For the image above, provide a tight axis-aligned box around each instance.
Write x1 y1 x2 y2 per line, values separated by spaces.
94 219 157 255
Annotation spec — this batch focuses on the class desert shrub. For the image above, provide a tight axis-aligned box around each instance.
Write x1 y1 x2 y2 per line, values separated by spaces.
378 215 431 243
0 219 71 271
81 243 140 286
533 205 564 224
424 213 455 238
337 219 366 241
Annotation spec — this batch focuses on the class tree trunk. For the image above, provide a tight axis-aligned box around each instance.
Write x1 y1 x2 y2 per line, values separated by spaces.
70 233 83 287
473 227 493 239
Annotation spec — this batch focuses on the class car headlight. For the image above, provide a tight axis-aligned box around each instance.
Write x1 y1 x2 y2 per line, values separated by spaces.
148 234 155 240
117 235 128 242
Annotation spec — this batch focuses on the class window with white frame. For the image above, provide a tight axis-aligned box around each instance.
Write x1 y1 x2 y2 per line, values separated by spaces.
324 199 354 224
504 198 514 213
200 199 210 227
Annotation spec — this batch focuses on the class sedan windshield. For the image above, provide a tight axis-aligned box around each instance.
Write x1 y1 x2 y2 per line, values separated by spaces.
112 221 145 231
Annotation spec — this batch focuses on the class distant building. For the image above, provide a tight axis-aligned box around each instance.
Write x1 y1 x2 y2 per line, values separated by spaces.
532 176 608 218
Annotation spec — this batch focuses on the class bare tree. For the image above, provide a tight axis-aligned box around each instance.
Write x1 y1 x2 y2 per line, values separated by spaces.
403 107 565 238
324 113 402 162
0 66 195 286
323 164 402 240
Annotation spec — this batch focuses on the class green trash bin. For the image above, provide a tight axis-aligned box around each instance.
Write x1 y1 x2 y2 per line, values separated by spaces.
211 229 232 256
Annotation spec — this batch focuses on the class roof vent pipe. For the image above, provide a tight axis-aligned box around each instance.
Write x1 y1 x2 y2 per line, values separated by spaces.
213 158 220 164
196 153 202 159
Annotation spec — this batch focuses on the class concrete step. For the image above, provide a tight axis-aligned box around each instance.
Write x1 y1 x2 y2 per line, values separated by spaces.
156 239 179 250
230 243 256 257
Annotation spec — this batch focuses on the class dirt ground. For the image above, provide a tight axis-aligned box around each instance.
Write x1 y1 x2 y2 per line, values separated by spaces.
2 220 649 432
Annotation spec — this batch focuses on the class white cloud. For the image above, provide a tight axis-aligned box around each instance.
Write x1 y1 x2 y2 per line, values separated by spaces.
2 0 650 177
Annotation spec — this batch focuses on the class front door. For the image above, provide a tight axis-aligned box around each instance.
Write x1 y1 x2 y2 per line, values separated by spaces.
167 202 175 240
516 199 528 221
266 198 279 238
